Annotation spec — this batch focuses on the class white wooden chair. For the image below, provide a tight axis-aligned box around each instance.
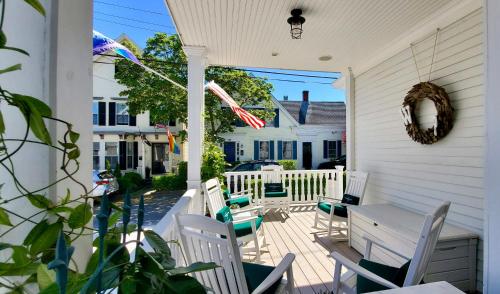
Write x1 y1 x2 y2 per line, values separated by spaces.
331 201 451 294
261 165 290 214
175 213 295 294
314 171 368 240
203 178 266 260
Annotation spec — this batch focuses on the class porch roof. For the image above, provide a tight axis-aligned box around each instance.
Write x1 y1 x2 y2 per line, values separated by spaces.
164 0 467 73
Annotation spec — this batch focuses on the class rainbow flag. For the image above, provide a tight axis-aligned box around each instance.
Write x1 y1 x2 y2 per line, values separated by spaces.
166 128 181 155
92 30 140 64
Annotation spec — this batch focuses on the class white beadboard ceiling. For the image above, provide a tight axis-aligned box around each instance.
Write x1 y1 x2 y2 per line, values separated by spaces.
164 0 462 73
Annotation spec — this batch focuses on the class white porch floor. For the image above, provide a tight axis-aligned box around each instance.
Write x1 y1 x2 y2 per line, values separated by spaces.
245 205 362 294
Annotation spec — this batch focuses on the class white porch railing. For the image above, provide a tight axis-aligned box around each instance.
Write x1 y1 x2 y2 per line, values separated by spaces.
224 167 344 204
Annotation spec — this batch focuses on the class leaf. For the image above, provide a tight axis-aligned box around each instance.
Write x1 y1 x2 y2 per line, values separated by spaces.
167 262 218 276
0 262 40 276
49 206 73 215
2 46 29 56
61 189 71 204
24 0 46 16
0 64 21 75
30 222 62 255
68 148 80 160
0 30 6 47
144 230 172 257
57 141 76 149
12 246 30 265
27 194 52 209
37 264 55 290
24 220 49 246
0 243 11 251
164 275 206 294
68 203 92 229
10 94 52 145
0 111 4 134
69 130 80 143
0 207 12 226
108 211 122 228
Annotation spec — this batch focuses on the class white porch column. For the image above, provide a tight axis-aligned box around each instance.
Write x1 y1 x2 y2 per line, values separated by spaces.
344 68 355 171
484 0 500 292
183 46 207 189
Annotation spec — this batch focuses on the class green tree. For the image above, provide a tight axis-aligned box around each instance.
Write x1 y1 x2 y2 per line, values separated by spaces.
114 33 276 142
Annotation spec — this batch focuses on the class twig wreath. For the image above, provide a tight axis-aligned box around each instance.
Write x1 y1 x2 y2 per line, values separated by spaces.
401 29 454 145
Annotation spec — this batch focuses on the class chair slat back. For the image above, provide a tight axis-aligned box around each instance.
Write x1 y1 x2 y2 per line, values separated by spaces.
344 171 368 202
174 214 249 294
203 178 226 218
404 201 451 286
261 165 283 183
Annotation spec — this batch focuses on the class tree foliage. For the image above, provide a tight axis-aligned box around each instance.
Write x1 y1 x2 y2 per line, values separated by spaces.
114 33 276 142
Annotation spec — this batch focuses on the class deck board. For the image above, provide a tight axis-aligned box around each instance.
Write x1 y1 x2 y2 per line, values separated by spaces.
242 205 362 294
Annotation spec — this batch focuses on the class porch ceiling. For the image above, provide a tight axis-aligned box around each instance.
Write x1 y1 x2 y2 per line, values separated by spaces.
164 0 458 73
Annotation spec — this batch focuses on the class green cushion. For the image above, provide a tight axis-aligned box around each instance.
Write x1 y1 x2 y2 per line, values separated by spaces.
216 206 233 223
226 196 251 208
242 262 282 294
222 189 231 200
264 183 284 192
356 259 412 294
265 191 288 198
342 193 360 205
234 215 264 237
317 201 348 217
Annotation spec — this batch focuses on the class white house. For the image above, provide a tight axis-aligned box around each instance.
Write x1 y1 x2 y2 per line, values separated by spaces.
221 90 346 169
92 35 186 177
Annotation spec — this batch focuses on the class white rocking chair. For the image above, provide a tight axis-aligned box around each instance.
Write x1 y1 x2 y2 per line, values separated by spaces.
203 178 266 260
175 213 295 294
261 165 290 214
314 171 368 240
331 201 451 294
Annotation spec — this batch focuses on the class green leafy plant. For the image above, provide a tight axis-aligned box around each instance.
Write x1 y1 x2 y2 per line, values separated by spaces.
201 141 227 181
117 172 144 193
278 160 297 170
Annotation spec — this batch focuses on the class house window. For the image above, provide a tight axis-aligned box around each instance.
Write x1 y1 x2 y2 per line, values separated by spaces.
126 142 134 169
282 141 293 159
92 102 98 125
169 120 176 127
328 141 337 159
116 103 129 125
105 142 118 168
93 142 100 170
259 141 269 160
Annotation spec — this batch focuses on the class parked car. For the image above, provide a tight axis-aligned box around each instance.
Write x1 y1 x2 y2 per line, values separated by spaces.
317 155 346 170
231 160 279 172
92 170 119 197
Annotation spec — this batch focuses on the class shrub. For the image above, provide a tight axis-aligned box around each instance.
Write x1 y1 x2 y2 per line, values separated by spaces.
118 172 144 193
278 160 297 170
178 161 187 181
113 164 122 178
152 173 187 191
201 141 227 181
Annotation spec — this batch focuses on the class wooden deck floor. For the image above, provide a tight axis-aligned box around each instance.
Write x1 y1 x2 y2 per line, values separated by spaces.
242 204 362 294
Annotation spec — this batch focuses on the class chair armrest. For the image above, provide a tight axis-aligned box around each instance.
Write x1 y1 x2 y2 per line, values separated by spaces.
232 206 264 215
233 216 258 224
252 253 296 294
229 194 249 200
317 195 342 203
231 189 251 195
362 234 412 260
330 251 400 290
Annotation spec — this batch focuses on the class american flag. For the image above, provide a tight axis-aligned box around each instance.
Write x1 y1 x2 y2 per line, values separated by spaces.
206 81 266 129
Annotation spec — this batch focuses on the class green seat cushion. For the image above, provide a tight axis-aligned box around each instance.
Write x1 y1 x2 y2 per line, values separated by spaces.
233 215 264 237
226 196 251 208
317 201 348 217
222 189 231 200
265 191 288 198
342 193 360 205
356 259 412 294
264 183 284 192
242 262 282 294
216 206 234 223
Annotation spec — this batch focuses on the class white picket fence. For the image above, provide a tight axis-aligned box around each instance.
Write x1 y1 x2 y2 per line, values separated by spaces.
224 167 344 204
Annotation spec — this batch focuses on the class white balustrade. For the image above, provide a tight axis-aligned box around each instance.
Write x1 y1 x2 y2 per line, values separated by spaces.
224 167 344 204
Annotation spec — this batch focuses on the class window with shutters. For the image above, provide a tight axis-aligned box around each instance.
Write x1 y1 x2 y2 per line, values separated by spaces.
282 141 293 159
116 103 129 125
126 142 134 169
93 142 100 170
328 141 337 159
92 102 98 125
105 142 119 168
259 141 270 160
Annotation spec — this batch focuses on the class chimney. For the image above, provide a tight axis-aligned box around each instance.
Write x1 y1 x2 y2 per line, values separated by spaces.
283 95 288 101
302 90 309 102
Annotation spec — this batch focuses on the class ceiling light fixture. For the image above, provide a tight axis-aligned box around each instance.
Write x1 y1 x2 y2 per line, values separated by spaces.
319 55 332 61
287 9 305 39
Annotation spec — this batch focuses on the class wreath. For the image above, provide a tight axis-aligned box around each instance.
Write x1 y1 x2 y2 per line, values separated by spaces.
401 82 454 144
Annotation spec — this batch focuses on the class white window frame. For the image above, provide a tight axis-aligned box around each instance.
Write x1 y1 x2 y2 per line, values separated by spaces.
93 142 100 170
282 141 293 160
259 141 270 160
328 141 337 159
92 102 98 125
126 142 134 169
105 142 119 169
116 103 129 125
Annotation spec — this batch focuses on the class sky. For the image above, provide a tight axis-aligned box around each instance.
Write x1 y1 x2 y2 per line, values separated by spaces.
93 0 345 102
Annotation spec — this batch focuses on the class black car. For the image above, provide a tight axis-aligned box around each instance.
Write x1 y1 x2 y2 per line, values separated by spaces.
231 160 279 172
317 155 346 170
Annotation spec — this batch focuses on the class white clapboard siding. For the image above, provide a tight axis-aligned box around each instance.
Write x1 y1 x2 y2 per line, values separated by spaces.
353 9 483 290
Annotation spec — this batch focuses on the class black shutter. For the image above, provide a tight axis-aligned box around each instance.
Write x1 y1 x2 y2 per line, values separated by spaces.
109 102 116 126
169 120 176 127
119 141 126 170
274 109 280 128
98 102 106 126
133 142 139 169
323 140 328 159
336 140 342 158
129 115 137 126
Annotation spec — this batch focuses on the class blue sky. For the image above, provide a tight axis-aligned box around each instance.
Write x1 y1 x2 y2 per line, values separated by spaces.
93 0 345 102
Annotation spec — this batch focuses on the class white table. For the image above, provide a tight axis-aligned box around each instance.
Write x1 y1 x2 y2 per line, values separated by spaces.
372 281 464 293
